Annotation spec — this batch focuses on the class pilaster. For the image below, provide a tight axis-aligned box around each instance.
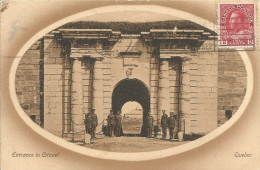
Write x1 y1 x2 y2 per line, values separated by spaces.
92 57 104 132
180 59 191 133
157 59 170 123
70 58 85 142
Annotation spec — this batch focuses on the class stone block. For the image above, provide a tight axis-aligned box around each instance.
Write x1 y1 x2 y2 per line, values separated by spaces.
150 103 157 110
169 86 179 93
150 86 158 93
103 103 111 110
150 80 158 87
55 58 63 64
44 74 62 81
103 97 111 103
16 75 25 81
103 91 112 98
151 70 159 75
82 85 91 92
45 85 62 92
150 97 157 104
45 57 56 64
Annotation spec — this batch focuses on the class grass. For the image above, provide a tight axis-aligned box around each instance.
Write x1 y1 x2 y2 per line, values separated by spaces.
60 20 216 35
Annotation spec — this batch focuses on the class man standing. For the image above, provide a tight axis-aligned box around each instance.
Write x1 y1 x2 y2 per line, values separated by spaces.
85 108 98 139
146 111 154 138
115 110 122 137
84 112 91 135
161 110 168 139
107 110 115 137
168 112 176 140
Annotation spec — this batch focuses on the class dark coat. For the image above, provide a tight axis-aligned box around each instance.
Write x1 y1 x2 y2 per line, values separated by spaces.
107 113 115 125
168 116 175 128
115 114 122 126
85 112 98 127
146 115 154 127
161 114 168 127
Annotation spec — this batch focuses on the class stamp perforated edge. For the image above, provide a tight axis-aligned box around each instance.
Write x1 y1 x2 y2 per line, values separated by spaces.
217 1 257 49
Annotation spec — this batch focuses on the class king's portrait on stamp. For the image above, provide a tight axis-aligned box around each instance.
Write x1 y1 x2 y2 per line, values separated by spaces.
219 3 255 47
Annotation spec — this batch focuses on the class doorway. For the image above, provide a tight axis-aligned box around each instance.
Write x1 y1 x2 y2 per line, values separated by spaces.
112 78 150 136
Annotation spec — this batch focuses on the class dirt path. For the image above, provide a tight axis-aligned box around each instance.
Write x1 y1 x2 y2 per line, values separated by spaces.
84 135 188 152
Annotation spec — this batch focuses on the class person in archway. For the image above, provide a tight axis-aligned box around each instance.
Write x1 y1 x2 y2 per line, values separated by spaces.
115 110 122 137
146 111 154 138
161 110 168 139
168 112 176 140
85 108 98 139
107 110 115 137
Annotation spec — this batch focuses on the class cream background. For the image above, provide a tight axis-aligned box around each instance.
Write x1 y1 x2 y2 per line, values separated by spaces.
1 1 260 169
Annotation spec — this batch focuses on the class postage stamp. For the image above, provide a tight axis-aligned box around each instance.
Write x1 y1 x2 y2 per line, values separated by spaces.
218 3 255 48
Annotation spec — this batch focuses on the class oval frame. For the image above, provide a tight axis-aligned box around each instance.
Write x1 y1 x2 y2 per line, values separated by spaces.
9 5 253 161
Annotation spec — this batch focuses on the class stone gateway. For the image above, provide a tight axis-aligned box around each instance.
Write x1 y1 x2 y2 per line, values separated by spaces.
15 21 247 142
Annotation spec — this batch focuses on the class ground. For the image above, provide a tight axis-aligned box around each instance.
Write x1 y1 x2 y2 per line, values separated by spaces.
81 117 188 152
83 135 188 152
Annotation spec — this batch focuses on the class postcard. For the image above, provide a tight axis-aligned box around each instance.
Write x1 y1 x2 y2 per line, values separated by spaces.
1 0 259 169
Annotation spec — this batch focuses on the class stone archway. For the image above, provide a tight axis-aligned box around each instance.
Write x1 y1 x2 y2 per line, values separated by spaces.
112 78 150 136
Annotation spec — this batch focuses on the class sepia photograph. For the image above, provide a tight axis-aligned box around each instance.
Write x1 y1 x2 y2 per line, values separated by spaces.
15 9 248 152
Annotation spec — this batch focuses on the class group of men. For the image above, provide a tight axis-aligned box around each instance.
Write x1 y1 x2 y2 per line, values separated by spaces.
84 108 176 140
107 110 123 137
145 110 176 140
161 110 176 139
84 108 123 139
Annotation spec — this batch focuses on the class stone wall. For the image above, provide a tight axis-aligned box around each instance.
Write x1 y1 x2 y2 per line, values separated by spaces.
110 38 150 89
15 40 42 125
218 51 247 125
189 50 218 134
43 37 63 137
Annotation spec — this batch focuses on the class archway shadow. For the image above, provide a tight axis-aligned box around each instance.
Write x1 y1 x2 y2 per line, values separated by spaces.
112 78 150 137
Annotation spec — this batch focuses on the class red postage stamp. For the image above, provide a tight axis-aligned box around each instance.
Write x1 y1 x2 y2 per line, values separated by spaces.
218 3 255 47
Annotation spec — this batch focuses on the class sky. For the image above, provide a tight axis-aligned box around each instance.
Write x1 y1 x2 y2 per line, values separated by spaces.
76 11 181 22
122 101 142 116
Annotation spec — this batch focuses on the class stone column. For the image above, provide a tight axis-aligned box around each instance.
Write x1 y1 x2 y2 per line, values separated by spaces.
70 58 85 142
92 57 104 132
63 58 72 137
158 59 170 123
150 57 159 126
82 58 93 118
179 59 191 134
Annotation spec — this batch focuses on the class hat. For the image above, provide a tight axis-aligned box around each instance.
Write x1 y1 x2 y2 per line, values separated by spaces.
91 108 96 110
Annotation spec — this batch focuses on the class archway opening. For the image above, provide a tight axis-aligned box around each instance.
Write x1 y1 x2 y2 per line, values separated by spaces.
121 102 143 135
112 78 150 136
